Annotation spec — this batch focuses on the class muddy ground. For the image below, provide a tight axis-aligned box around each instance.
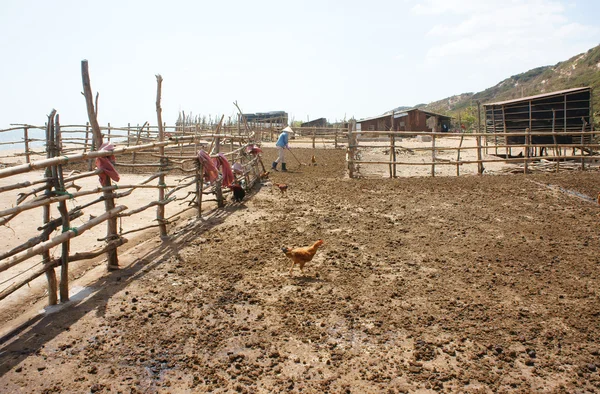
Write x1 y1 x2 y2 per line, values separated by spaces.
1 147 600 393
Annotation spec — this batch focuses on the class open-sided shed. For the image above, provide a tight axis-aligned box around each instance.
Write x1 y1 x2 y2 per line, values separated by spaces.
484 87 594 145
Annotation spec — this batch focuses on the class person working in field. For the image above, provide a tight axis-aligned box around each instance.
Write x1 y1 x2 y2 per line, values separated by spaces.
272 126 291 172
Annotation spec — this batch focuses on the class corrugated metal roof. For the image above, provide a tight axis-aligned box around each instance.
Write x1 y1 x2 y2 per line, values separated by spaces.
357 108 452 123
356 111 393 123
418 109 453 119
484 86 590 106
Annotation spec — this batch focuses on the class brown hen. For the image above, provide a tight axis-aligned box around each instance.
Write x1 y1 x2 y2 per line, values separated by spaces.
282 239 324 276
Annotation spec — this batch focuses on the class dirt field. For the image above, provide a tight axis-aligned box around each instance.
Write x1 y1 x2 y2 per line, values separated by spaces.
2 147 600 393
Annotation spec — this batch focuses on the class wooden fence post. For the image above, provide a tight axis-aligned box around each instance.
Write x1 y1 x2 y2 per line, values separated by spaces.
388 133 393 178
347 121 356 178
212 119 225 208
581 117 587 171
334 129 338 149
155 75 168 238
456 134 464 176
524 127 530 174
84 122 90 153
196 163 203 217
431 132 436 177
23 127 30 164
85 122 93 171
476 101 483 175
43 110 58 305
53 114 70 302
81 59 119 270
552 109 560 173
392 133 397 178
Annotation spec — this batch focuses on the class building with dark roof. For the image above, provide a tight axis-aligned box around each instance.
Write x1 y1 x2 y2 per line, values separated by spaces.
356 108 452 132
484 87 593 145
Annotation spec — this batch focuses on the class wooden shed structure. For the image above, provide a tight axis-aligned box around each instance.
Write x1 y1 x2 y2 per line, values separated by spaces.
484 87 594 145
357 108 451 132
243 111 288 128
301 118 327 128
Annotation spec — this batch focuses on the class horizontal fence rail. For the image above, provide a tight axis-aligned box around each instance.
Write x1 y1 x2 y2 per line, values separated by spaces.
0 117 266 307
346 128 599 178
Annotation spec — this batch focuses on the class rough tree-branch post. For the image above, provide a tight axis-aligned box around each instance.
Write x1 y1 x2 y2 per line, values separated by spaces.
81 59 119 270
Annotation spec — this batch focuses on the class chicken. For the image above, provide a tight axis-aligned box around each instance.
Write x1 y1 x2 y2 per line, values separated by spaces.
260 171 270 179
311 155 317 166
282 239 324 276
597 192 600 205
273 183 288 197
229 183 245 203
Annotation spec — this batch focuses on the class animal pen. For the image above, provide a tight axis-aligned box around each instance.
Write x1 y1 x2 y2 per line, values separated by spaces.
295 126 348 149
347 87 598 178
0 61 266 308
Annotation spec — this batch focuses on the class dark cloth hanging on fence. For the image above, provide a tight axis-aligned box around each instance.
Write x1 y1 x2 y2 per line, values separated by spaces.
246 144 262 155
96 142 120 185
196 150 234 187
215 153 234 187
197 150 219 183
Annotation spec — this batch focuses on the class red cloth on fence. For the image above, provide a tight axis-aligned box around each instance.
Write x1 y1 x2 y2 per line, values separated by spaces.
96 142 120 185
197 150 219 183
246 144 262 155
215 153 234 187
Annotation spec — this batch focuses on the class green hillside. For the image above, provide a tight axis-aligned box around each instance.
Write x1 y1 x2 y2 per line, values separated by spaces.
419 44 600 128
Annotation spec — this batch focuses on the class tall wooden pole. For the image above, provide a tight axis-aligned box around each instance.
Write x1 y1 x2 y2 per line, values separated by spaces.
81 61 103 148
476 101 483 175
81 60 119 270
431 132 436 177
156 75 168 238
54 115 70 302
212 116 225 208
348 120 356 178
43 110 58 305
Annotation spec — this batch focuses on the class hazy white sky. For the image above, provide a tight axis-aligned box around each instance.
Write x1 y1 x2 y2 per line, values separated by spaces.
1 0 599 129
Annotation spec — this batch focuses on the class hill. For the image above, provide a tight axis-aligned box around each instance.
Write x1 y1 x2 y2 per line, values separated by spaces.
416 44 600 127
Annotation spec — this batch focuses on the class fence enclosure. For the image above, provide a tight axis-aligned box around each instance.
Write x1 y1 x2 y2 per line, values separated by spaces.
346 127 599 178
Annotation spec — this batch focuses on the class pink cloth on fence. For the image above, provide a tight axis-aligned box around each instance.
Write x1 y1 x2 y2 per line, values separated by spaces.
246 144 263 155
232 162 244 175
197 150 219 183
215 153 234 187
96 142 120 185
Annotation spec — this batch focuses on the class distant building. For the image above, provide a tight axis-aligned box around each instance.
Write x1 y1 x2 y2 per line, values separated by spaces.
484 87 593 145
356 108 452 132
243 111 288 127
301 118 327 128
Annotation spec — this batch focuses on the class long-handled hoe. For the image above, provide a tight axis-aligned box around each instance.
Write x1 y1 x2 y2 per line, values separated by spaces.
287 147 306 166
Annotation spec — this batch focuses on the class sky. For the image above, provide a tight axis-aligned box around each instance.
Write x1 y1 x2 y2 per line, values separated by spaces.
1 0 599 130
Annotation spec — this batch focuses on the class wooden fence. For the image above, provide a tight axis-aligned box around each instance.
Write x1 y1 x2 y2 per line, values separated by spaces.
0 63 266 309
0 117 264 306
293 127 348 149
347 127 600 178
